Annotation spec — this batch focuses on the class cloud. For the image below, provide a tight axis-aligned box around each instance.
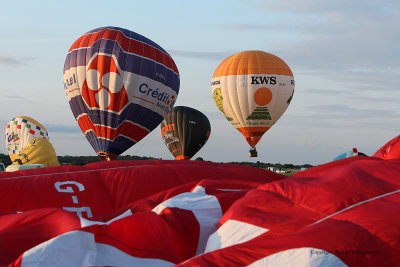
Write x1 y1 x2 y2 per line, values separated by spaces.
249 2 400 96
305 104 399 120
304 88 352 96
221 23 276 31
0 55 34 67
303 88 400 106
224 1 399 71
0 94 40 104
207 1 399 98
348 95 400 104
0 95 24 100
0 56 26 66
299 68 399 93
257 0 398 16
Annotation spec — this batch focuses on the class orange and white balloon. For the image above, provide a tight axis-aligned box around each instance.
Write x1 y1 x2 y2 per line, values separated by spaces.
211 50 294 157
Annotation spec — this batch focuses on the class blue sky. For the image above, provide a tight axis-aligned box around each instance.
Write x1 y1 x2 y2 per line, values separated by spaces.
1 0 399 165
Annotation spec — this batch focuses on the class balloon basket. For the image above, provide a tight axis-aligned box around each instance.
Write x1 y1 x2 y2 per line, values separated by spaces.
249 147 258 157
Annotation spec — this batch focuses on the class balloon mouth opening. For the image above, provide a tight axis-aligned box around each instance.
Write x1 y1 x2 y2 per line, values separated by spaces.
97 152 118 161
249 147 258 157
175 155 191 160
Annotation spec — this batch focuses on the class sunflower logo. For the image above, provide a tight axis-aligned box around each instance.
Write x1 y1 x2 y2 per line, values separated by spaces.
213 88 232 121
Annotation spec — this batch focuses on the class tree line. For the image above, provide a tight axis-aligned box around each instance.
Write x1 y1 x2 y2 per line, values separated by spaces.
0 153 313 170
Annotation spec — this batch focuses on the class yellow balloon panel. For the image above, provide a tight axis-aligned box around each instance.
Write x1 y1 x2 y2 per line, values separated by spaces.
12 138 60 167
211 51 294 147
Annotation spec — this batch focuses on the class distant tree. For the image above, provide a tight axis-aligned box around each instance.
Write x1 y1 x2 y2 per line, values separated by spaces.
70 161 86 166
1 152 314 169
0 153 12 166
283 163 295 169
55 154 161 165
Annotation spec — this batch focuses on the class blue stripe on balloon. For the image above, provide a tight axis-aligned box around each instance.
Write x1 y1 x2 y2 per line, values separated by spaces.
85 26 168 55
85 131 137 156
68 96 164 130
63 36 175 75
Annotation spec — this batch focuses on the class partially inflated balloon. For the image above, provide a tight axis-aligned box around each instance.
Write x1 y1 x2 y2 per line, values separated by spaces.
161 106 211 160
211 51 294 157
11 138 60 167
333 148 358 161
373 135 400 160
5 116 49 161
63 26 180 161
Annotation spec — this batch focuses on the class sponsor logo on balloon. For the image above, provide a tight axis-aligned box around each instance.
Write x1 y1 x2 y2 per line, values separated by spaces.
161 123 179 148
64 74 76 89
162 132 179 148
80 53 129 113
64 74 77 90
138 83 176 107
7 132 19 143
246 87 272 123
250 76 276 85
161 123 175 136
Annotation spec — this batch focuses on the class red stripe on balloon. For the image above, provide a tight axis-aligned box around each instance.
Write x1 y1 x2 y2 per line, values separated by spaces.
77 115 150 142
68 29 178 74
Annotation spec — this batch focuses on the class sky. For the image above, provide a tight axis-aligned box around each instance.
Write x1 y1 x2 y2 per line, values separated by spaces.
0 0 399 166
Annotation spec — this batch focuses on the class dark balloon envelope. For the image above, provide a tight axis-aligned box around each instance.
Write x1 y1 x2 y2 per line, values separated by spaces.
161 106 211 160
63 26 180 161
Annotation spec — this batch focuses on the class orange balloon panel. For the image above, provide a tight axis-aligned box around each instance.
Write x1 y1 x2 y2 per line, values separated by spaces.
211 50 294 150
212 50 293 77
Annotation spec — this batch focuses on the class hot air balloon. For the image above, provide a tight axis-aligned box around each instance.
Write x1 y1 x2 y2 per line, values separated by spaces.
63 26 180 161
5 116 49 162
11 138 60 167
160 106 211 160
211 51 294 157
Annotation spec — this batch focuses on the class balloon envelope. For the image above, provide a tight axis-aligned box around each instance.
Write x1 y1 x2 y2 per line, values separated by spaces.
63 26 180 160
333 148 358 161
161 106 211 160
373 134 400 159
211 51 294 156
5 116 49 162
11 138 60 167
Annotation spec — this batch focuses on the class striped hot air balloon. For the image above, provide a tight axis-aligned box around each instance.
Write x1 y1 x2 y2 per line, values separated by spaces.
63 27 180 160
211 51 294 157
